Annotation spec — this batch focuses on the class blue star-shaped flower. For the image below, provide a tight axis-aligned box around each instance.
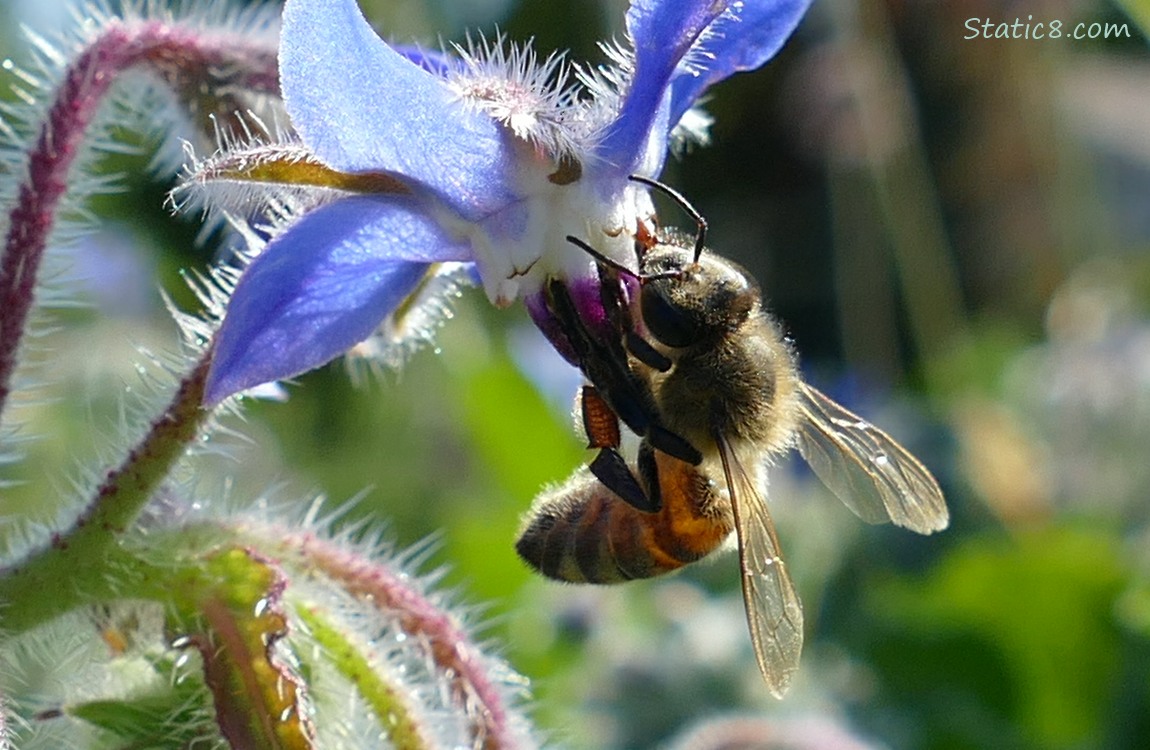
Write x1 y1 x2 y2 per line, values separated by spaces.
202 0 810 404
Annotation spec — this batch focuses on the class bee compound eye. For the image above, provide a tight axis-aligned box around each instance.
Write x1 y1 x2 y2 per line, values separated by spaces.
640 283 700 348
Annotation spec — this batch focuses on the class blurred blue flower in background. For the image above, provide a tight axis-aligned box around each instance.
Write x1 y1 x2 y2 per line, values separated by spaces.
203 0 810 404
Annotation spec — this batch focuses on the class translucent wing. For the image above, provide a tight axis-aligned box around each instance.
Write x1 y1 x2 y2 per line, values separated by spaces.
714 431 803 698
794 383 949 534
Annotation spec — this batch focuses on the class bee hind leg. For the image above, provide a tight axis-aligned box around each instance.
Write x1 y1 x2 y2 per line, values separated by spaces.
589 448 660 513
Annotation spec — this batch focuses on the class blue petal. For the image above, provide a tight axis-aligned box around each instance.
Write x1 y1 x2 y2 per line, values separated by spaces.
598 0 729 173
393 45 459 77
280 0 515 220
205 196 470 404
599 0 809 174
667 0 811 124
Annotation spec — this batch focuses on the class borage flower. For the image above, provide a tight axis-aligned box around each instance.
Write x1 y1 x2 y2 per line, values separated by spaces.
198 0 811 404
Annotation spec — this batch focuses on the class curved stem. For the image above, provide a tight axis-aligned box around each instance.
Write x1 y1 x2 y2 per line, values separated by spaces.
296 605 431 750
0 350 211 634
0 18 277 421
258 530 525 750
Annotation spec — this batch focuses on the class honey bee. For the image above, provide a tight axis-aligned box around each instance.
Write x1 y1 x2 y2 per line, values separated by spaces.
516 178 949 697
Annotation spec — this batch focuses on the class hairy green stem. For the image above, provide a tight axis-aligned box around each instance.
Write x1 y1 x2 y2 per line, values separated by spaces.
268 530 522 749
297 605 431 750
0 352 211 633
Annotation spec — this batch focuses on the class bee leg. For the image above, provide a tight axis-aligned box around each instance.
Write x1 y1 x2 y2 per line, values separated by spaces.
547 279 657 435
590 270 695 459
624 331 672 372
550 279 702 467
648 425 703 465
589 448 659 513
580 385 621 449
581 385 659 512
637 441 663 512
581 384 660 512
594 266 673 374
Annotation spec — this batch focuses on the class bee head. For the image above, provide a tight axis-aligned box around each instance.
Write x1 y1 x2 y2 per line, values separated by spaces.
639 243 760 349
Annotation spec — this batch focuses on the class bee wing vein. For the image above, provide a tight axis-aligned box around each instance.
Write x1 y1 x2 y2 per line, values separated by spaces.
794 383 948 534
715 431 803 699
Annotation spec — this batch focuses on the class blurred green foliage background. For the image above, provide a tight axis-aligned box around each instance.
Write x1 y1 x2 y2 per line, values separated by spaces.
3 0 1150 747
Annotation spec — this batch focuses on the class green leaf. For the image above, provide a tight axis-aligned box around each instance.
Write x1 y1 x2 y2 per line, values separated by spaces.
867 526 1128 747
68 691 209 748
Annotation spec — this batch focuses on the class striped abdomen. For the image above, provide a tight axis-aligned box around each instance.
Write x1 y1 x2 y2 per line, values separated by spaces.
516 452 733 583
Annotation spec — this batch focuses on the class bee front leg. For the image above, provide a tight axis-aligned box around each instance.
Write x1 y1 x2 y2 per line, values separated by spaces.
547 279 657 435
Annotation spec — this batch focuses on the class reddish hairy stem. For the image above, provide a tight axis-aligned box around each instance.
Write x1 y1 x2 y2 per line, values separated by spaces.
0 19 278 420
283 532 521 750
81 349 210 536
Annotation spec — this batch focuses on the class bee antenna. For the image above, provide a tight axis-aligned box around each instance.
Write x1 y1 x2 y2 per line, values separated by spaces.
565 235 639 279
629 175 707 263
565 235 680 283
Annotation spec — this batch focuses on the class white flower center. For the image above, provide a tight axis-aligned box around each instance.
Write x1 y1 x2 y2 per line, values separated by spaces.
443 153 653 307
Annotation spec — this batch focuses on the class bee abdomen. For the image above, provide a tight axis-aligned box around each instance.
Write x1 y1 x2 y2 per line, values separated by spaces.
516 470 693 584
517 457 736 584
